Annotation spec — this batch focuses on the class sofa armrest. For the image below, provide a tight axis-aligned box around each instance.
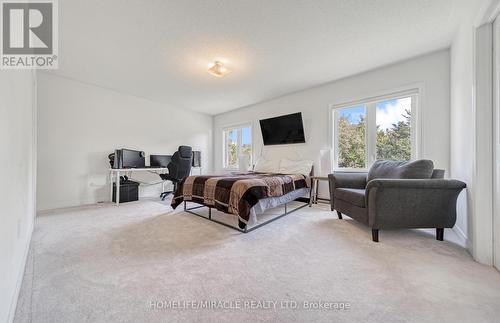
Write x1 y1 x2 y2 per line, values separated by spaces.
328 172 367 189
366 178 466 191
365 179 466 229
328 172 367 211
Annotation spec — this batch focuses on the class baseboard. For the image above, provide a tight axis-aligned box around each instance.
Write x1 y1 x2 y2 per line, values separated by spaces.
7 221 34 323
39 190 167 212
453 225 469 250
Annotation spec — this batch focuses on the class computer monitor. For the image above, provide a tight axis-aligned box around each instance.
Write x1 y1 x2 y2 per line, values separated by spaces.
150 155 171 167
113 149 146 168
192 151 201 167
121 149 146 168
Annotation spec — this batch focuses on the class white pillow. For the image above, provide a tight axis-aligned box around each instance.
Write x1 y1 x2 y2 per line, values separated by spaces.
279 158 313 175
254 158 280 173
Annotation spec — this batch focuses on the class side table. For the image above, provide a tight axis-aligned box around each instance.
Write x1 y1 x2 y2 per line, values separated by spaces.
309 176 331 207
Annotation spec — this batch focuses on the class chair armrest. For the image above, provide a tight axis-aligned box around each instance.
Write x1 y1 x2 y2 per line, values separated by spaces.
328 172 367 210
365 178 467 229
328 172 367 189
366 178 466 191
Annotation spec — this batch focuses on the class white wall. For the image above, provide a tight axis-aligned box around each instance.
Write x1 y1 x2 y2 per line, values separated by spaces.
37 72 213 211
450 17 476 252
214 50 451 196
0 71 36 323
494 8 500 271
449 0 497 265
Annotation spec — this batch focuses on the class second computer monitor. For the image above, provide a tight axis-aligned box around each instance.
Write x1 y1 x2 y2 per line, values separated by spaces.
150 155 171 167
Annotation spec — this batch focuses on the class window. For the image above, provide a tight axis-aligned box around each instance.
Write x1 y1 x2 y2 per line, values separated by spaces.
336 105 366 168
332 91 418 170
223 124 252 169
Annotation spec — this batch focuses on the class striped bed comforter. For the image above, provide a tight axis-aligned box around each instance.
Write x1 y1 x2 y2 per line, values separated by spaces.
171 172 309 228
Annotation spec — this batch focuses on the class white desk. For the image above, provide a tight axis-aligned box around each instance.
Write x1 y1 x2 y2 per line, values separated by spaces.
109 168 168 205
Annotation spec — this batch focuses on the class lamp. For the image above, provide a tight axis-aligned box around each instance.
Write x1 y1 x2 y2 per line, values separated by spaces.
208 61 231 77
319 149 333 175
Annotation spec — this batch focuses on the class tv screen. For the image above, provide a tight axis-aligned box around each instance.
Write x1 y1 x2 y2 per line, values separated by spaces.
259 112 306 145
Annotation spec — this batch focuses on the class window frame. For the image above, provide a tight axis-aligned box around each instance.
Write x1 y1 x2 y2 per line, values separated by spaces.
222 122 253 170
330 89 420 172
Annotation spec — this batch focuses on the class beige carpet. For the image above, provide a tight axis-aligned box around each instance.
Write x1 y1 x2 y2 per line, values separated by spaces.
14 199 500 323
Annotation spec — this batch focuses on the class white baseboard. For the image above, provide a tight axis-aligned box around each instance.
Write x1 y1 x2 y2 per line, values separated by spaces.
453 225 470 250
8 221 34 323
39 189 168 212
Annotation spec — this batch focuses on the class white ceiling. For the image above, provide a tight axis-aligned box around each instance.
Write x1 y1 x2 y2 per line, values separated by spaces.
52 0 478 115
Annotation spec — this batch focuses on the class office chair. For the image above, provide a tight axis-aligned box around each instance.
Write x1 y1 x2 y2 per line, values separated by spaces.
160 146 193 200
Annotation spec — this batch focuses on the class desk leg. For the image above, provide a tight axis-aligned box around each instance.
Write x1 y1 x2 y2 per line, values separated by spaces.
309 179 315 207
314 180 319 204
109 171 114 202
115 171 120 206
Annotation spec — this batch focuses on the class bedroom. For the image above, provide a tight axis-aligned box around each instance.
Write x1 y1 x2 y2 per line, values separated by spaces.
2 0 500 322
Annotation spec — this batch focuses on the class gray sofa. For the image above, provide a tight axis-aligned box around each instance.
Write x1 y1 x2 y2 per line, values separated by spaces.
328 160 466 242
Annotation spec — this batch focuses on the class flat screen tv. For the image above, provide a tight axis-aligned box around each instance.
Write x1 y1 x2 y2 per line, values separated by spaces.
259 112 306 146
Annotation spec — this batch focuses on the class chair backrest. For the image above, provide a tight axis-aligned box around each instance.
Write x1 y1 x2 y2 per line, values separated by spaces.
167 146 193 181
367 159 434 182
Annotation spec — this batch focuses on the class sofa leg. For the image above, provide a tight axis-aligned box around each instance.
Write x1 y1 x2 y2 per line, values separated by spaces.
436 228 444 241
336 211 342 219
372 229 379 242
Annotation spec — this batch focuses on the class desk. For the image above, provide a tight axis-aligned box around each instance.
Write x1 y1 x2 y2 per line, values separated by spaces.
109 168 168 206
309 176 331 207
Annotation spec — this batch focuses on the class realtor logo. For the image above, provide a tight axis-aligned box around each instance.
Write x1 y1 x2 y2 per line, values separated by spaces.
1 0 58 69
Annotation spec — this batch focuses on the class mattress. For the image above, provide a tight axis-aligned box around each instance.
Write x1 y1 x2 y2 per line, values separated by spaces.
248 187 310 226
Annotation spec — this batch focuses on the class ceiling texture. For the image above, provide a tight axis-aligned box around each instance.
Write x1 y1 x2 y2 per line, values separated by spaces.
53 0 479 115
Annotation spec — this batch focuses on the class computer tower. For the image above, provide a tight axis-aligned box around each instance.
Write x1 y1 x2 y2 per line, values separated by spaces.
112 180 139 203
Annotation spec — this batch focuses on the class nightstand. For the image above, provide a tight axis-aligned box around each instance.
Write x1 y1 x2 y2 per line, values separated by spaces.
309 176 331 207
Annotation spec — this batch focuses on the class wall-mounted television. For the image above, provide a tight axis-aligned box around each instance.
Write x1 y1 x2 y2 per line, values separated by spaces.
259 112 306 146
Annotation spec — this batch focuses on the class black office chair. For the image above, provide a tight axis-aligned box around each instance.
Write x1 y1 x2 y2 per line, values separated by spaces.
160 146 193 200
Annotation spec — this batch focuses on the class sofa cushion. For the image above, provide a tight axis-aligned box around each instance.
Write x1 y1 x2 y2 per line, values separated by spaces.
334 188 366 208
431 169 445 179
367 160 434 182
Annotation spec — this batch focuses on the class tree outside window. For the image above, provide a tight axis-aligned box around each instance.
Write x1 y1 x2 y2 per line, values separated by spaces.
223 125 252 169
334 94 416 170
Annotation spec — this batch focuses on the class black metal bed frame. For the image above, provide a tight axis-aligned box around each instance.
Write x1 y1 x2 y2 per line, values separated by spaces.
183 199 309 233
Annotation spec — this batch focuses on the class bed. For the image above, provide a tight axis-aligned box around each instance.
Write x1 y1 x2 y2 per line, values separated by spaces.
171 170 312 232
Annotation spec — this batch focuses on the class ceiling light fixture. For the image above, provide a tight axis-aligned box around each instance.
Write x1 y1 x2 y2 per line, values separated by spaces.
208 61 231 77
